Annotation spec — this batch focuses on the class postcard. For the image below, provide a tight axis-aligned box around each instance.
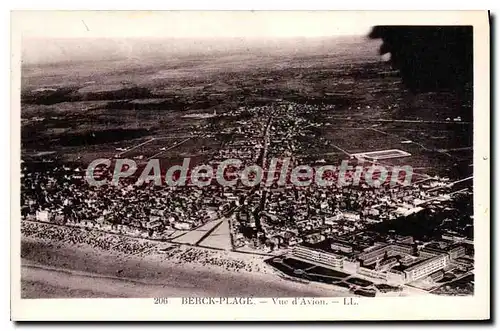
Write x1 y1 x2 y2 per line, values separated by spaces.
10 10 490 321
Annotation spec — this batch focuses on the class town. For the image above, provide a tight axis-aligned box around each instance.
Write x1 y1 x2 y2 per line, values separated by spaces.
21 100 474 296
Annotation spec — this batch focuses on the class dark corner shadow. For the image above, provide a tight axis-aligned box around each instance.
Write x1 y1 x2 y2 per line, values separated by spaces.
489 10 495 327
10 319 496 326
9 319 498 326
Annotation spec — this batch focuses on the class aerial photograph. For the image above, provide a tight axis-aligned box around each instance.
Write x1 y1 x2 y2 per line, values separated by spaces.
19 13 474 299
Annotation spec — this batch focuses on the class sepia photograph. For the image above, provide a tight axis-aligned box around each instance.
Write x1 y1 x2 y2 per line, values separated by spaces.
10 10 490 321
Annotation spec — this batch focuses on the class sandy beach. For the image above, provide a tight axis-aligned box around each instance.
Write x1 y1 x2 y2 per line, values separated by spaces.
20 222 351 298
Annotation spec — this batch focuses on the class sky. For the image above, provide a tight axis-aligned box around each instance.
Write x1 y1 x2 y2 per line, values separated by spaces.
15 11 377 39
17 11 380 64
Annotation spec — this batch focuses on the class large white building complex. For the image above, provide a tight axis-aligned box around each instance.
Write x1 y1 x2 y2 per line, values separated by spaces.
289 239 465 285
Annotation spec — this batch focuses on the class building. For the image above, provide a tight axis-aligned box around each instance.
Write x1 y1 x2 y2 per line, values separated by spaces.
358 245 389 265
357 267 387 281
342 212 361 221
455 257 474 271
291 245 344 270
287 242 451 286
447 245 466 259
429 270 445 282
330 240 354 253
304 232 325 244
388 243 415 256
146 219 162 230
421 246 446 255
343 258 361 273
35 210 50 222
173 221 191 230
377 257 399 271
395 235 414 244
358 244 414 265
404 254 449 282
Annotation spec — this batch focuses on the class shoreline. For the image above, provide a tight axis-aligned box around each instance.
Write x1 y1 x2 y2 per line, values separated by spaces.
21 221 353 298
